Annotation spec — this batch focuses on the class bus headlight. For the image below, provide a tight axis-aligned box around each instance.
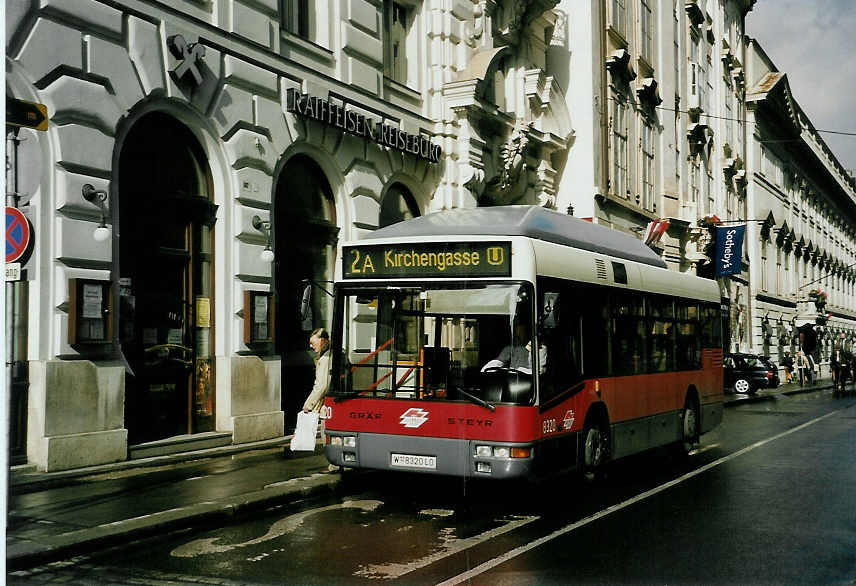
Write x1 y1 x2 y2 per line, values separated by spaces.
474 445 531 459
475 445 492 458
330 436 343 446
343 436 356 448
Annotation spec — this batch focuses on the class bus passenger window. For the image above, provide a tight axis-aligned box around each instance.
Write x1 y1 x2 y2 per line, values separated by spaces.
580 286 609 377
612 293 646 375
538 281 583 404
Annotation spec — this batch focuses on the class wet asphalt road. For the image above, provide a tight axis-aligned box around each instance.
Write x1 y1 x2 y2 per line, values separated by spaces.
9 388 856 585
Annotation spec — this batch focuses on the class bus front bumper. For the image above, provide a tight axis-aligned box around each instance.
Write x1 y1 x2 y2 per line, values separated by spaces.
324 431 536 479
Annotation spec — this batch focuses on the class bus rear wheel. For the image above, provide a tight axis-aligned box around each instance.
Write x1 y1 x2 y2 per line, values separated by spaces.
582 417 609 483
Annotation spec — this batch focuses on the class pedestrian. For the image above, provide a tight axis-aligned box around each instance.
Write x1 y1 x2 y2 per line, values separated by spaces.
831 344 844 387
302 327 339 472
809 353 817 385
781 351 794 384
796 350 810 387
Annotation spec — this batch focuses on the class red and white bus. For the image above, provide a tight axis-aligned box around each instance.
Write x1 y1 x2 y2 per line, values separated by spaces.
322 206 723 479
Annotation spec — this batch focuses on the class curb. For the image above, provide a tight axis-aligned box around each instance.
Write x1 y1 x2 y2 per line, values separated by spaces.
10 436 297 493
6 469 344 570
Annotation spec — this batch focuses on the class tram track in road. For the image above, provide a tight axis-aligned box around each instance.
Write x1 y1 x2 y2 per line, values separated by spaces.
435 401 855 586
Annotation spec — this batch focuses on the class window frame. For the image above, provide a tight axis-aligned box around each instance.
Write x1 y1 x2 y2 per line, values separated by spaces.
641 119 655 211
384 0 420 90
612 97 629 198
640 0 654 65
280 0 332 48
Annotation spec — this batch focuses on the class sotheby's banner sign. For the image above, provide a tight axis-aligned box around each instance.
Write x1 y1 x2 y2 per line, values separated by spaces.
714 224 745 276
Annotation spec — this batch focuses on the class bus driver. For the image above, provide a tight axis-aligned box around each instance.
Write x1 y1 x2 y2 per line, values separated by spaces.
481 320 547 375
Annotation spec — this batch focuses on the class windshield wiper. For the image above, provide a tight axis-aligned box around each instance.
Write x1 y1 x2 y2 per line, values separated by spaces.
455 386 495 412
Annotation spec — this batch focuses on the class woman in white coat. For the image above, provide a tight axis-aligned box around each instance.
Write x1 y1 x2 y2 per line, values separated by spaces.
302 328 338 472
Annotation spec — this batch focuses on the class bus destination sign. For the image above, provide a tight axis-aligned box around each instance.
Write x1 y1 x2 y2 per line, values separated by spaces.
343 242 511 279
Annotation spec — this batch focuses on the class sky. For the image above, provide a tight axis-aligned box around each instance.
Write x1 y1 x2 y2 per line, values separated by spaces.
746 0 856 174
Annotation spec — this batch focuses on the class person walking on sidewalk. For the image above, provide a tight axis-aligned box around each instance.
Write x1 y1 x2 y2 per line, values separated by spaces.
302 328 339 472
781 351 794 384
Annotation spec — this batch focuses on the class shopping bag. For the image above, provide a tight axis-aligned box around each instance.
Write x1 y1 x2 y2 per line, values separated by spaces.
290 411 320 451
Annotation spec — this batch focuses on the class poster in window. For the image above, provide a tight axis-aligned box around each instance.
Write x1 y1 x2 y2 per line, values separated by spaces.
253 295 268 324
82 284 103 319
196 297 211 328
167 328 183 344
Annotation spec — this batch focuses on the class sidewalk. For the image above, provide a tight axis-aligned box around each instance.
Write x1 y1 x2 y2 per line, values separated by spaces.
6 379 833 570
7 438 343 570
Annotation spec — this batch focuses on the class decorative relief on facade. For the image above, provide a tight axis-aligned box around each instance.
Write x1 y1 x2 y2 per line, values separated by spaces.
491 0 559 46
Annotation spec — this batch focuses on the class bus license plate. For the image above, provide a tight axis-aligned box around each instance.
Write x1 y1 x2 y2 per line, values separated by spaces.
390 453 436 470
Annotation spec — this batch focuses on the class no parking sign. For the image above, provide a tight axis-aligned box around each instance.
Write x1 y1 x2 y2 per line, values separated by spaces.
6 207 33 265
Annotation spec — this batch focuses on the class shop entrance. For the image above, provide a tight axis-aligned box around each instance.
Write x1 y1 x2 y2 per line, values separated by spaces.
273 155 337 431
119 112 217 445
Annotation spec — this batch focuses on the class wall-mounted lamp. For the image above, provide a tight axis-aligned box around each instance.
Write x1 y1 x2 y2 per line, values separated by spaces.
252 215 274 262
82 184 110 242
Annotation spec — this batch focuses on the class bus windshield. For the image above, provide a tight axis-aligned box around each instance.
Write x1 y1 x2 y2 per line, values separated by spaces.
333 283 538 407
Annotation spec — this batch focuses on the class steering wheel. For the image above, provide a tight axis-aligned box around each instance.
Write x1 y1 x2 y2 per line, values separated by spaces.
482 366 529 376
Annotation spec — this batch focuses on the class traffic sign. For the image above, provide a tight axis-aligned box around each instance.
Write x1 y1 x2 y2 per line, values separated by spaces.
7 97 48 131
6 207 32 263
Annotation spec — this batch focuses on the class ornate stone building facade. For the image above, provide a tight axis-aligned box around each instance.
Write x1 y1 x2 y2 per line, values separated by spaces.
745 39 856 370
556 0 755 352
5 0 570 470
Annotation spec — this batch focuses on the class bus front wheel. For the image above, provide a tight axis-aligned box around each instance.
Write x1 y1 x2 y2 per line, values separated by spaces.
582 416 609 483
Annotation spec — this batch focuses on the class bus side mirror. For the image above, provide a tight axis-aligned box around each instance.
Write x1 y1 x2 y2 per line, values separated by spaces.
540 292 559 329
300 284 313 330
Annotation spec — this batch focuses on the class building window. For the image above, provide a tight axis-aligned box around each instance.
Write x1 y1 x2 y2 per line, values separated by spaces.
281 0 330 47
640 0 654 64
776 248 782 295
641 120 655 210
699 64 708 112
611 0 627 39
762 146 784 186
690 36 700 100
725 96 733 147
673 18 680 89
706 171 713 216
784 252 791 295
612 98 628 197
282 0 308 38
761 242 768 291
737 98 744 155
690 157 699 204
385 0 417 87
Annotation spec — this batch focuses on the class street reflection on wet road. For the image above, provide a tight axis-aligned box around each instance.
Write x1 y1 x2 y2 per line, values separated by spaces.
171 500 384 557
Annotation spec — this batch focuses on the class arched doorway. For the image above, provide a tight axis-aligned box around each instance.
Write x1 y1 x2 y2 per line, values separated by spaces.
379 183 420 228
118 112 217 445
273 154 338 430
